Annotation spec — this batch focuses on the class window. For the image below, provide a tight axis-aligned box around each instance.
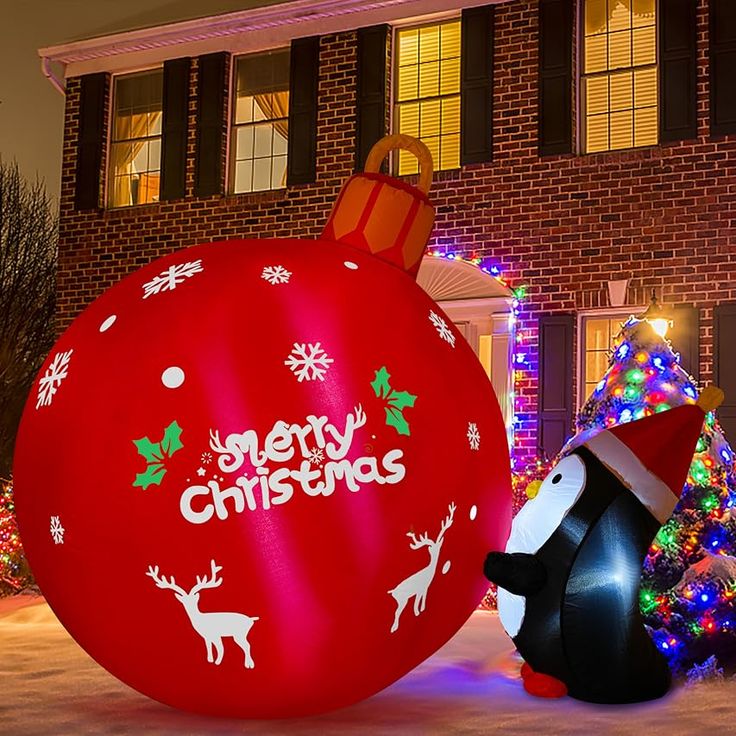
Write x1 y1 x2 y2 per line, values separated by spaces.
582 0 657 153
108 69 163 208
394 20 461 175
578 311 631 404
231 49 290 193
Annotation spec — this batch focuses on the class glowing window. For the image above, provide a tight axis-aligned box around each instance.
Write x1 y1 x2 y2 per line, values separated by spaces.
582 0 657 153
580 313 630 404
108 70 163 208
231 49 290 193
394 20 461 175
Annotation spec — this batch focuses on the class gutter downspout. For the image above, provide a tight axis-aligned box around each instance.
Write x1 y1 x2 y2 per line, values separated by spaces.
41 56 66 95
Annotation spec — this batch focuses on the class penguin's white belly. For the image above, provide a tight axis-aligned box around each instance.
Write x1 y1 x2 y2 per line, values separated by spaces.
498 587 525 638
497 454 588 640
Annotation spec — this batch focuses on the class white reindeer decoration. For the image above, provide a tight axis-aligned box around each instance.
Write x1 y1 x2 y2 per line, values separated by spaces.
388 502 456 633
146 559 259 668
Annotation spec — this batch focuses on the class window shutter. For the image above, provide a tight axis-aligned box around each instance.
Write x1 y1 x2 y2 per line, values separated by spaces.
710 0 736 136
287 36 320 186
161 57 190 201
356 25 388 172
668 305 700 382
659 0 697 143
538 314 574 458
714 304 736 442
538 0 573 156
75 72 107 210
460 6 494 165
194 52 227 197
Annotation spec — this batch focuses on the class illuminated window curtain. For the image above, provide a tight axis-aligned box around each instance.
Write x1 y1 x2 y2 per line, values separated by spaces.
108 70 163 207
232 50 290 193
583 0 657 153
581 314 627 404
394 20 461 175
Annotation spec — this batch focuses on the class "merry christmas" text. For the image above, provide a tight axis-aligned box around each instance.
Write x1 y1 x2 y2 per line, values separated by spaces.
179 406 406 523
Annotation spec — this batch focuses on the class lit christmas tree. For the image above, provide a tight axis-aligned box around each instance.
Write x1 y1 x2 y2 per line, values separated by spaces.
566 316 736 673
0 478 33 596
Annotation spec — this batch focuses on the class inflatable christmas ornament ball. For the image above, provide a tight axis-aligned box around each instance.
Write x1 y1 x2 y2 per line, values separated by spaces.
14 135 512 718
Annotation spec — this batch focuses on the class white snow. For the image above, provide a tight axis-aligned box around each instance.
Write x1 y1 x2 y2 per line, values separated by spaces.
3 597 734 735
676 552 736 592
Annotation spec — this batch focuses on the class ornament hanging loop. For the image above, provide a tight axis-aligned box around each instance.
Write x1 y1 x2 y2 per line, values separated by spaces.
364 135 434 195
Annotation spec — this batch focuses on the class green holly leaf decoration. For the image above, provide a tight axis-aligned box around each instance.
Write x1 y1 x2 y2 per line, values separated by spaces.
161 420 184 456
370 366 392 399
133 463 167 490
385 406 411 436
132 420 184 490
133 437 164 464
387 390 417 412
371 367 417 436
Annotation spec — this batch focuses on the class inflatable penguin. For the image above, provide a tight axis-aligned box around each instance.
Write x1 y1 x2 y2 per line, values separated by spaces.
485 386 725 704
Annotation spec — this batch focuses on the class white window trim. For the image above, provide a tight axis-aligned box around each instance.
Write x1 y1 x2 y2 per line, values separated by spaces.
576 306 643 408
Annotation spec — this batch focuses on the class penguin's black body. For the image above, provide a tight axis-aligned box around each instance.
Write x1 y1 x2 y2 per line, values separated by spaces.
485 446 671 704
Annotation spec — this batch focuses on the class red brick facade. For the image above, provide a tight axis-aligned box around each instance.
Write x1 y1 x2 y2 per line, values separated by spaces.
57 0 736 462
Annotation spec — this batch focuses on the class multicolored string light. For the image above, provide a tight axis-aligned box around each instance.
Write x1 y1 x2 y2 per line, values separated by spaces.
428 250 529 466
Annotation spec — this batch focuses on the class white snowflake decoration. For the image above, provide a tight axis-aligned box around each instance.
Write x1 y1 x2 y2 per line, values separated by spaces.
50 516 65 545
429 311 456 348
285 342 334 382
467 422 481 451
200 452 213 465
196 467 206 477
142 259 203 299
308 447 324 466
36 350 73 409
261 265 292 285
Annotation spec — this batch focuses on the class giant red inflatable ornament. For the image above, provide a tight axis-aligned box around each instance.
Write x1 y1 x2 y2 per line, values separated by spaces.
14 136 511 717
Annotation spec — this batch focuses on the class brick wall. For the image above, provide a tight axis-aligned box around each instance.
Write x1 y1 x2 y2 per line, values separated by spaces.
57 0 736 463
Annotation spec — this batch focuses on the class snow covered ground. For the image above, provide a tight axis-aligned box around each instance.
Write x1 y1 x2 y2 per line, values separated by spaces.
2 596 732 735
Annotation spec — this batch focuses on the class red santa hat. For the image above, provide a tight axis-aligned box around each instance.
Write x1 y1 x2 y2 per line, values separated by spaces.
583 386 725 525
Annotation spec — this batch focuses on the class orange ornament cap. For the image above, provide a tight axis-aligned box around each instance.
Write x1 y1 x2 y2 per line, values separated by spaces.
321 135 435 279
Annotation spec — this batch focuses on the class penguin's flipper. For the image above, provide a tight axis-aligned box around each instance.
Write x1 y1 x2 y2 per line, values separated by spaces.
484 551 547 596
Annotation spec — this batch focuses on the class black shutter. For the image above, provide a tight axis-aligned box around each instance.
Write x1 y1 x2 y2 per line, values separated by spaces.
287 36 320 186
668 305 700 381
75 72 107 210
161 57 190 201
538 0 573 156
710 0 736 136
194 52 227 197
356 25 388 172
714 304 736 442
659 0 697 143
461 6 494 165
538 314 574 458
